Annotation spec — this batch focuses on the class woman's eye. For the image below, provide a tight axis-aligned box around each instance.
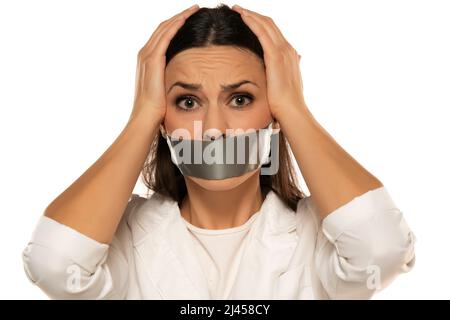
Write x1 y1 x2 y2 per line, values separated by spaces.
174 93 254 111
230 94 253 108
175 96 198 112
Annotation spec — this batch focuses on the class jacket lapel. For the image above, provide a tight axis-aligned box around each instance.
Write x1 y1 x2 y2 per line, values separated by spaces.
133 193 211 299
132 190 299 299
227 190 299 299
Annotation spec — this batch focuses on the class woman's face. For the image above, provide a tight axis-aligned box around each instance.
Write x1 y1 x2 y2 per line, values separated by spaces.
164 45 273 191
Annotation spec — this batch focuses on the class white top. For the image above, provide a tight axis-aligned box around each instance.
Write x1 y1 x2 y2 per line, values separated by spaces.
182 210 261 299
22 186 416 299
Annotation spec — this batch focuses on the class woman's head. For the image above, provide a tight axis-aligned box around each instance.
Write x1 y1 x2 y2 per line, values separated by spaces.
142 4 305 210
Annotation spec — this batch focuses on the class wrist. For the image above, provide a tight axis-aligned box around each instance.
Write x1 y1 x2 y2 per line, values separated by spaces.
127 106 164 133
273 100 312 123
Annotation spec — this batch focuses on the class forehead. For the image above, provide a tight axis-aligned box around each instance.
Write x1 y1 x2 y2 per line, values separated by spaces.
165 46 264 82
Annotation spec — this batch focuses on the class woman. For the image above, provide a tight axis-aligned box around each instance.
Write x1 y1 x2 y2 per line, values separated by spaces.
22 4 416 299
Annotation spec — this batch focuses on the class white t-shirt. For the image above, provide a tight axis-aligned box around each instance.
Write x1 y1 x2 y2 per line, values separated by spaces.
182 211 262 299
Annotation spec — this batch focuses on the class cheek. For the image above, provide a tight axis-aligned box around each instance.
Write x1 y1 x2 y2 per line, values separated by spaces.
255 100 272 119
250 95 274 124
226 100 273 130
163 96 197 134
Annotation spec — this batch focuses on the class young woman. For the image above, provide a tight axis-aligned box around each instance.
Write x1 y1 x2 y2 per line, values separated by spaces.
22 4 416 299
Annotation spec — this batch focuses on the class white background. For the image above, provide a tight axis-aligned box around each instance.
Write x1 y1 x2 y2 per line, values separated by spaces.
1 0 449 299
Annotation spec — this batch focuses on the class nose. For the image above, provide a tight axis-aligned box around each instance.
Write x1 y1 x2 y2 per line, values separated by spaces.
202 105 227 141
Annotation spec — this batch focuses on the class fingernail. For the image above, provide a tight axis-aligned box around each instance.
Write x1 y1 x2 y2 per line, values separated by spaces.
190 4 199 9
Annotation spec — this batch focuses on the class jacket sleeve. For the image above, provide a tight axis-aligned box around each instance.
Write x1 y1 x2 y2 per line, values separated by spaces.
310 186 416 299
21 194 145 299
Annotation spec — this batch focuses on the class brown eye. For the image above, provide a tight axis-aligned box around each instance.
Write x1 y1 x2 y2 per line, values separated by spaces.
175 95 199 112
230 94 254 108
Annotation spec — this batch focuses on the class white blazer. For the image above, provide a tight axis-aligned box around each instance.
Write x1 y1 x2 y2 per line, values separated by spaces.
22 186 416 299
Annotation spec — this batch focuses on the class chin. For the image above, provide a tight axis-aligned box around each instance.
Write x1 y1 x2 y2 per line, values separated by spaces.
186 169 259 192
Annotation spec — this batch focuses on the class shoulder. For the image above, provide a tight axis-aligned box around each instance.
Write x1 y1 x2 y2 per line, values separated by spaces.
295 194 321 234
116 191 179 245
112 193 149 249
123 193 149 221
261 190 319 235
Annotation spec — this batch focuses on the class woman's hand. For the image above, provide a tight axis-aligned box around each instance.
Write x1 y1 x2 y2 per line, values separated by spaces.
129 4 200 123
233 5 384 221
231 4 306 120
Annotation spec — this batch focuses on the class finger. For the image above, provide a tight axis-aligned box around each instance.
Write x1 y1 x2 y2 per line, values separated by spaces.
145 16 188 56
148 6 202 59
232 5 284 46
250 10 286 43
143 4 199 51
151 17 190 57
237 13 275 57
141 4 200 53
149 5 201 54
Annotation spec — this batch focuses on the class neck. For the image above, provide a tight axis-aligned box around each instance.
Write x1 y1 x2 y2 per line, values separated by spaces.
180 171 266 230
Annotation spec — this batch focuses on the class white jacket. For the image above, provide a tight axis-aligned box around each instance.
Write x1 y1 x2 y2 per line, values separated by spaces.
22 186 416 299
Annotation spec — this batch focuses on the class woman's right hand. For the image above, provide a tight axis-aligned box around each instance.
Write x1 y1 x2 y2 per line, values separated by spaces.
129 4 200 123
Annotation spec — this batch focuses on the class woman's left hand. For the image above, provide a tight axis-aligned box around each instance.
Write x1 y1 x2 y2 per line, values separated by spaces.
232 5 385 223
232 4 307 120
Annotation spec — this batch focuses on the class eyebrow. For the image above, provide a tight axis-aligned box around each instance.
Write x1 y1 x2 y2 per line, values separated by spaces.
166 80 259 94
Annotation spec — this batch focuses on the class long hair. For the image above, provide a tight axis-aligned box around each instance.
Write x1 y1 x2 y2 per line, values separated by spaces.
141 3 306 211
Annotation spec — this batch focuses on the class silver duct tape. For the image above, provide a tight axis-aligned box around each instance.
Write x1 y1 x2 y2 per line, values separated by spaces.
166 129 280 180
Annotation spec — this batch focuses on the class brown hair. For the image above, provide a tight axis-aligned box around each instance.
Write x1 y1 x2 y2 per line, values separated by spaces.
141 4 306 211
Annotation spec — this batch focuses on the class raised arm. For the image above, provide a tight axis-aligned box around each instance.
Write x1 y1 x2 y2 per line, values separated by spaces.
22 4 201 299
232 4 382 220
41 5 200 244
232 4 415 299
